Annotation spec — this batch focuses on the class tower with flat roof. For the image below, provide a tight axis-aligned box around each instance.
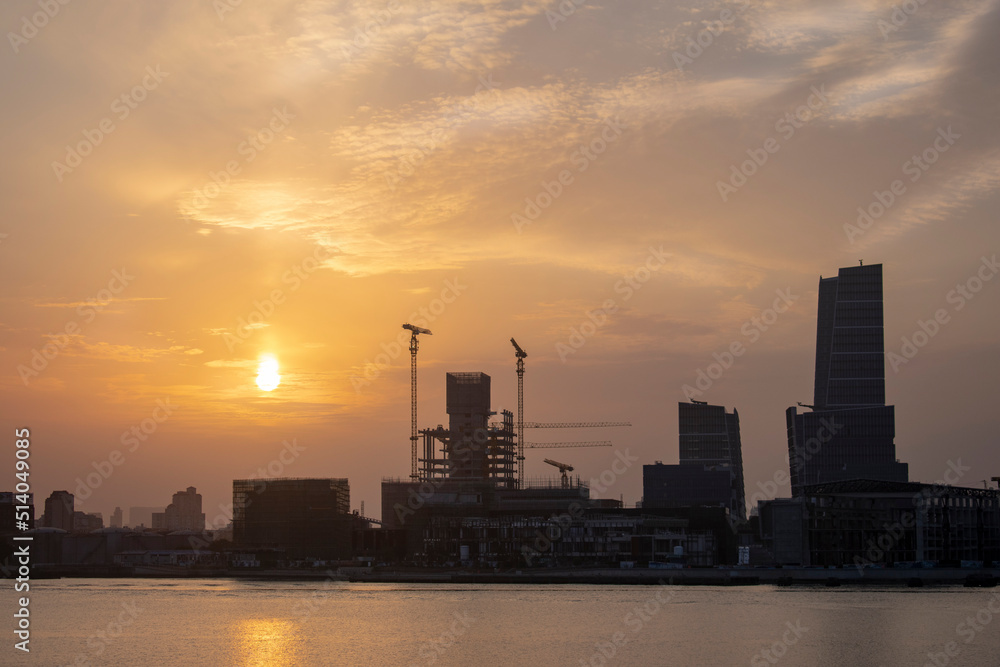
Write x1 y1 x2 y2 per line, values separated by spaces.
787 263 907 496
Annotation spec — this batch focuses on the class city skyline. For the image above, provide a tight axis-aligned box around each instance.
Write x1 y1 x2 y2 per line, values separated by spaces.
2 0 999 526
8 255 1000 524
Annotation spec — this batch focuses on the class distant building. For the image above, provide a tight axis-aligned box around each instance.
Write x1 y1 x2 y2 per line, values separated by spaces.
42 491 74 531
642 402 746 521
129 506 165 529
786 263 908 495
0 492 34 532
152 487 205 532
72 511 103 532
233 478 352 560
110 507 123 529
758 480 1000 567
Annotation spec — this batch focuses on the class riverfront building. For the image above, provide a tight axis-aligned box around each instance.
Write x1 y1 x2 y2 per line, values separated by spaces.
785 263 908 495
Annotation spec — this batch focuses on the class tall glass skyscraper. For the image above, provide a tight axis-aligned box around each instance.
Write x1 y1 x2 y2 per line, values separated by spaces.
787 263 908 496
678 401 746 521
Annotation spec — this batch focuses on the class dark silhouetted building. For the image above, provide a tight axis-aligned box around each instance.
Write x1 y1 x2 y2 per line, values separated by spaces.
642 402 746 521
152 487 205 532
644 464 733 510
679 401 745 520
72 511 103 532
786 263 907 495
42 490 74 531
111 507 123 529
233 478 352 561
759 480 1000 567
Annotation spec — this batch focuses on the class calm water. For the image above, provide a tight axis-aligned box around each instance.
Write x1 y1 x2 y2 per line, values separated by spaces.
1 578 998 666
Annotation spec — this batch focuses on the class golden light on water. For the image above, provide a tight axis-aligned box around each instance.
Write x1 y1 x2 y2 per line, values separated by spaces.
256 355 280 392
237 618 298 666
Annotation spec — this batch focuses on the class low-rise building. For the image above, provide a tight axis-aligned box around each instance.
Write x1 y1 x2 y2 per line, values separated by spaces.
758 480 1000 567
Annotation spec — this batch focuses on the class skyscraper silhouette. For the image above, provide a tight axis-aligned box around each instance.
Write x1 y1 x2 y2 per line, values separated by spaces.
786 263 908 495
679 402 746 520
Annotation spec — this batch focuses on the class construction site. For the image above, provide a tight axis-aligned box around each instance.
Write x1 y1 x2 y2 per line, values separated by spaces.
376 328 735 567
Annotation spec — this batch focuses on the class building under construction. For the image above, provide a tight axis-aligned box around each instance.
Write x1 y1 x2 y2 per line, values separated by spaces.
381 371 613 560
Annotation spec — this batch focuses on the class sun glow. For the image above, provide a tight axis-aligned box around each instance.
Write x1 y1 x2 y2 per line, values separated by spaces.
256 355 280 391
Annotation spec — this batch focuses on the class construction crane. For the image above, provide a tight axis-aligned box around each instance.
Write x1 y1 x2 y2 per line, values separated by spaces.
525 441 612 449
543 458 574 489
402 323 432 481
523 421 631 428
511 338 527 489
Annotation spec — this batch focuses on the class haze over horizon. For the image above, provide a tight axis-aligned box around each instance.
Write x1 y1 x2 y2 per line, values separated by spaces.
2 0 999 524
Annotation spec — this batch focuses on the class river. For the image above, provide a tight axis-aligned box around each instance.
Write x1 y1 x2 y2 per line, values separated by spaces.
2 579 998 665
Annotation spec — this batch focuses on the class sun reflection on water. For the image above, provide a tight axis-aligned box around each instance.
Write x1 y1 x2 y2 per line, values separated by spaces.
236 618 300 666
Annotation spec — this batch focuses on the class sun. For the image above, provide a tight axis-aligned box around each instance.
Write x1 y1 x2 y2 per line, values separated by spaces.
256 355 280 391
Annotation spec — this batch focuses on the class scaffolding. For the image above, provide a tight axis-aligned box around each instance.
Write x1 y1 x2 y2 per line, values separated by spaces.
233 478 351 559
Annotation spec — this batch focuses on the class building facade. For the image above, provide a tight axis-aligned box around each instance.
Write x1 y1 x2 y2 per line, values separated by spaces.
758 480 1000 567
786 264 908 495
152 487 205 532
42 490 74 531
233 478 352 560
641 402 746 521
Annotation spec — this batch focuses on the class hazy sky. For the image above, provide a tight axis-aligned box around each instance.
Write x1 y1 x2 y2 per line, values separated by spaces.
2 0 999 524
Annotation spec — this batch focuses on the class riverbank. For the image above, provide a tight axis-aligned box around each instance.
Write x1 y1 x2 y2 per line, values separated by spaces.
26 564 1000 586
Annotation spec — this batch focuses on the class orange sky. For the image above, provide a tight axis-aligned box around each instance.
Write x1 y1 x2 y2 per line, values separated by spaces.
2 0 999 523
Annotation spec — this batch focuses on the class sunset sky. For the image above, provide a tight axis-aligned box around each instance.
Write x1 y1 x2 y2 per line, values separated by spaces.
2 0 999 524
